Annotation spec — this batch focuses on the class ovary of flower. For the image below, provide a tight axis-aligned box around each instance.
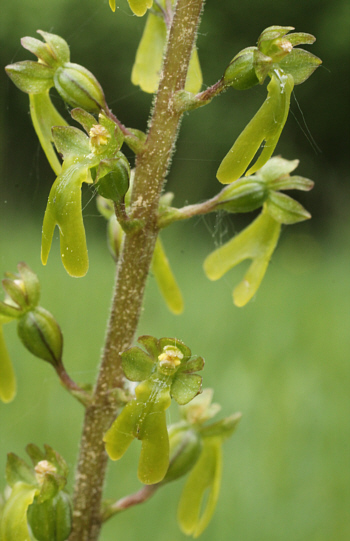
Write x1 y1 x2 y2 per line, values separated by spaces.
89 124 110 151
158 346 183 369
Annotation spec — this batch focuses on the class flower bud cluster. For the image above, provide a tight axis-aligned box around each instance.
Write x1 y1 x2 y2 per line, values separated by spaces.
0 264 63 403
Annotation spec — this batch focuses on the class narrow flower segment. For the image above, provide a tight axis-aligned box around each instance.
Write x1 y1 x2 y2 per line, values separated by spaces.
204 210 281 307
218 26 321 183
104 336 204 484
217 71 294 184
0 324 16 403
131 0 202 93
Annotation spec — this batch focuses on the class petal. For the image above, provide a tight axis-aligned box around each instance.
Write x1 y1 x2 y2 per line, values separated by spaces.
128 0 153 17
0 482 38 541
177 438 222 538
185 47 202 94
0 325 16 403
216 72 294 184
204 211 281 307
103 400 144 460
29 91 68 176
151 237 184 315
131 9 166 92
41 159 96 277
138 410 169 484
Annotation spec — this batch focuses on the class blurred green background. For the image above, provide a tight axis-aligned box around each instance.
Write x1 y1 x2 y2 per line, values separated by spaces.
0 1 349 540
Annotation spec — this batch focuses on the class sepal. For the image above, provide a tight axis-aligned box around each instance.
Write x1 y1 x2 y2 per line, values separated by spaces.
5 61 54 94
27 491 72 541
279 48 322 85
265 191 311 224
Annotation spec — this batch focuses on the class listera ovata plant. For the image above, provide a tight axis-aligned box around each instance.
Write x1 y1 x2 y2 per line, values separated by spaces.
2 1 321 539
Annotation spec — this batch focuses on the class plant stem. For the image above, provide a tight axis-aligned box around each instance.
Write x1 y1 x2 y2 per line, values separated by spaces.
69 1 205 540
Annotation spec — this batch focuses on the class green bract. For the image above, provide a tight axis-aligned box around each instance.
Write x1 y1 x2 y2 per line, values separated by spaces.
131 0 202 93
103 336 204 484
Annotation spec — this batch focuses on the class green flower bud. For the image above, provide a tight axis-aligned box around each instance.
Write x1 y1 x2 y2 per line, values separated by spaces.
163 424 202 484
216 177 269 213
0 482 38 541
17 307 63 367
95 155 130 202
223 47 259 90
27 491 72 541
54 62 106 112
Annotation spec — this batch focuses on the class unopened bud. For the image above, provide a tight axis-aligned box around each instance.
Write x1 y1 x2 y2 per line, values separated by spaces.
17 307 63 367
27 491 72 541
223 47 259 90
95 155 130 202
54 62 106 112
216 178 268 213
162 424 202 484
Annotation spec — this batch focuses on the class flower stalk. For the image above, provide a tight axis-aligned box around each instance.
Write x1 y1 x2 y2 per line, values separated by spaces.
68 1 206 539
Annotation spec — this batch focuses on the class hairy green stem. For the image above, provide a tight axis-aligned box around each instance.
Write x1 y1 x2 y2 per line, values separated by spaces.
69 1 205 540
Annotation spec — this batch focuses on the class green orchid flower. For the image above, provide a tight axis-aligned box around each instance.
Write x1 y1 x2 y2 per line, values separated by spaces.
206 157 314 306
218 26 321 184
5 31 107 177
104 336 204 484
0 446 71 541
41 111 127 277
131 0 202 93
160 390 241 538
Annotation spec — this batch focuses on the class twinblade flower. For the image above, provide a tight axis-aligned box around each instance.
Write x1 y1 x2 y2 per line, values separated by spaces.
104 336 204 484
